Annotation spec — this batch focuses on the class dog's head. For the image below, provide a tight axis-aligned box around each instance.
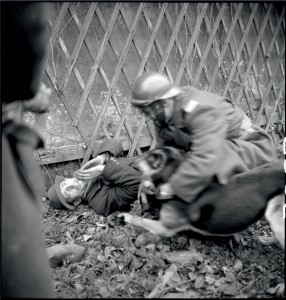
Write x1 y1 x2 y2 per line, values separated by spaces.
135 147 184 211
136 146 184 186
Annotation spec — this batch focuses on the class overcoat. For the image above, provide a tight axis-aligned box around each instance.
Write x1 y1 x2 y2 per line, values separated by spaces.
84 140 141 216
2 121 55 297
155 86 276 203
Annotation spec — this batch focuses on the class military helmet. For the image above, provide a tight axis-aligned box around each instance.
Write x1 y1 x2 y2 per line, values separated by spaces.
131 72 181 106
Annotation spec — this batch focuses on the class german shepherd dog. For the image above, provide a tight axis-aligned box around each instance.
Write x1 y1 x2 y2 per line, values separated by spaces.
119 147 284 245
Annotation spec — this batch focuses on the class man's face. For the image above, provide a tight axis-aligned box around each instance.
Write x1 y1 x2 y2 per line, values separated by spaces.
141 100 167 126
60 178 86 201
141 99 173 126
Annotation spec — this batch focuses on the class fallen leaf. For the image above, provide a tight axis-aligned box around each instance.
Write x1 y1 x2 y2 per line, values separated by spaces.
205 275 215 285
274 283 285 296
66 231 74 243
218 283 239 296
86 226 96 234
98 286 110 297
104 246 116 258
188 272 197 281
163 251 203 265
214 277 226 287
132 257 143 270
96 221 107 228
163 291 200 298
267 287 276 294
235 294 248 298
135 232 160 248
111 234 128 247
82 212 92 218
83 234 92 242
146 244 156 251
74 283 84 295
97 253 107 262
157 244 171 252
70 273 82 280
225 272 236 283
146 264 178 298
46 244 87 267
233 259 243 271
194 276 205 289
65 216 78 223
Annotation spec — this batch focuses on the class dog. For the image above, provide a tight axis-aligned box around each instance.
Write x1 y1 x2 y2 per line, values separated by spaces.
119 147 284 244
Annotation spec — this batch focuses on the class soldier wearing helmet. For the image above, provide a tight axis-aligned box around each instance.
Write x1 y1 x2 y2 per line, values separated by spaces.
131 72 276 205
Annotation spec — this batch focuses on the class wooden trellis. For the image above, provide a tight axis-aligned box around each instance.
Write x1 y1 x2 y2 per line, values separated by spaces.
39 2 285 165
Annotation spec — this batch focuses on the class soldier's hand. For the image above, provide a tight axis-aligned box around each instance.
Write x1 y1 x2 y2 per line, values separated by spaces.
156 183 173 199
140 180 156 195
23 83 52 113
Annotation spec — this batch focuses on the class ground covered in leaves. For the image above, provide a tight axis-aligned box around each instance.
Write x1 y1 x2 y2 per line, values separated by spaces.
41 197 284 298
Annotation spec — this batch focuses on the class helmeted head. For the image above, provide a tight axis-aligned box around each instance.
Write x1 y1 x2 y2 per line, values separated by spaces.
131 72 181 107
131 72 181 126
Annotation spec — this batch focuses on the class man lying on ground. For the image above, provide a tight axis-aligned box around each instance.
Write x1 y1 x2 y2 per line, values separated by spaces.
47 140 142 216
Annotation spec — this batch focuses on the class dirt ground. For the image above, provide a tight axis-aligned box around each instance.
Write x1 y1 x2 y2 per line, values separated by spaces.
41 193 284 299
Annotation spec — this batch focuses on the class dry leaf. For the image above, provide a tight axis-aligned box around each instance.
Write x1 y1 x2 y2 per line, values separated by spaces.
194 276 205 289
86 226 96 234
66 231 74 244
205 275 215 285
135 232 160 248
146 264 178 298
104 246 116 258
46 244 87 268
74 283 84 295
112 234 128 247
188 272 197 281
70 273 82 280
218 283 239 296
83 234 93 242
163 291 200 298
163 250 203 265
97 253 107 262
233 259 243 271
65 216 78 223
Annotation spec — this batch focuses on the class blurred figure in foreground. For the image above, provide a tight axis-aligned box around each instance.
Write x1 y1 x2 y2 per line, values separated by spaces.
2 2 55 298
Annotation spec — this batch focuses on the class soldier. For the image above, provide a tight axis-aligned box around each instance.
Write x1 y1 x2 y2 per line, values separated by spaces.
130 72 276 228
2 2 55 298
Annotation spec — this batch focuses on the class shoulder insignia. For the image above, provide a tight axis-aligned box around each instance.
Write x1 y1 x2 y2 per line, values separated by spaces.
183 100 199 113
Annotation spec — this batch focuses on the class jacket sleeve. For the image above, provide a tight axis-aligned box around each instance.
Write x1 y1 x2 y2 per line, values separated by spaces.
169 103 228 203
91 158 141 216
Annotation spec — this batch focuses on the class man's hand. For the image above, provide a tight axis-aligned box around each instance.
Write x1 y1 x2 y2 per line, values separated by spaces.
23 83 52 113
74 164 105 182
140 180 156 195
82 154 108 169
74 153 110 181
156 183 174 199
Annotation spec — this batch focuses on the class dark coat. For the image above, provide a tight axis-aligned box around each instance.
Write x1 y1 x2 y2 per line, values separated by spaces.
155 86 276 203
2 121 55 298
84 140 141 216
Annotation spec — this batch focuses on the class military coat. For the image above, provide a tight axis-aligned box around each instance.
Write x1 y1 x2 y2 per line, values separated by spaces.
154 86 276 203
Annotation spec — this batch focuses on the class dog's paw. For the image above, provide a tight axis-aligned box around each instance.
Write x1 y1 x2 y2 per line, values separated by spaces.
117 213 134 224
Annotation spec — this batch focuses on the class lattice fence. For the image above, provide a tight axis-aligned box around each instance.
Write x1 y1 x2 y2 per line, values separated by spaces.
37 2 285 165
